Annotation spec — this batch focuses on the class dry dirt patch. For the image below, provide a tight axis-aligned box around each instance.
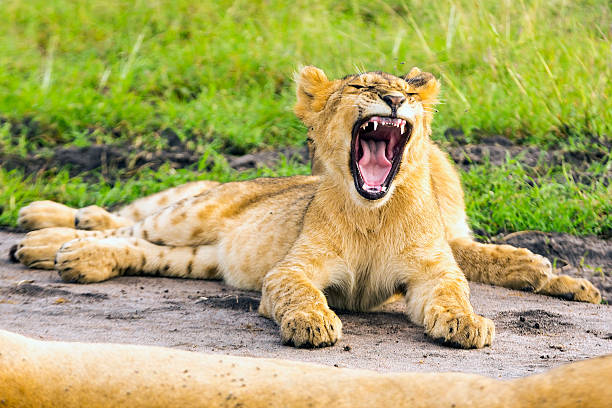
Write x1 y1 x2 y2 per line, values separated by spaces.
0 231 610 379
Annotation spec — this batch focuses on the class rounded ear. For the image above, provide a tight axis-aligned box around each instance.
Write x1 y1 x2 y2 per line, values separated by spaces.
294 66 337 125
405 67 422 78
402 68 440 104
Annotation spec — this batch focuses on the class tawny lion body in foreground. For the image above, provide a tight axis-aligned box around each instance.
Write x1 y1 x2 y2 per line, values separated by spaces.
14 67 601 348
1 330 611 407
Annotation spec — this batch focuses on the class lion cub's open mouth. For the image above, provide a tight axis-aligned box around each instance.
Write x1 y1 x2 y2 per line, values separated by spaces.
350 116 412 200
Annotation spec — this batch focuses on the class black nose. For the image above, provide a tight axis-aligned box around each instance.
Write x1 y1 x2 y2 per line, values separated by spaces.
382 94 406 110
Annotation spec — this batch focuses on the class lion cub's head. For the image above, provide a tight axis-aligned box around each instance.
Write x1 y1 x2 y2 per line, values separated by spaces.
294 66 440 205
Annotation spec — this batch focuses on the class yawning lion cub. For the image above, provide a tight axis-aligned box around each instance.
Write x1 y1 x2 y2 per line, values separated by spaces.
14 67 601 348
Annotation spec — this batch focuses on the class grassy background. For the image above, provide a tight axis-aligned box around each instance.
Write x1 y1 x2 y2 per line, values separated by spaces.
0 0 610 237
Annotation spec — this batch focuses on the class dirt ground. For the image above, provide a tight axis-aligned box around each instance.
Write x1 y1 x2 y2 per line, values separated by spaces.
1 231 610 379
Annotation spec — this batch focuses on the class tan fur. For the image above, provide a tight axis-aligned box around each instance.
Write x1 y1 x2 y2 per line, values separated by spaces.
1 330 611 408
15 67 600 349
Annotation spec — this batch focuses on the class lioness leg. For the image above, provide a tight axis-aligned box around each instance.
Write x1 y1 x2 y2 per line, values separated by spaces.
450 237 601 303
17 180 219 231
404 248 495 348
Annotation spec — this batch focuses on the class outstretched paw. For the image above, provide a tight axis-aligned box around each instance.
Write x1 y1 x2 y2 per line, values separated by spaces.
55 238 121 283
540 275 602 304
492 246 553 291
472 243 601 304
18 201 77 231
425 307 495 349
280 306 342 348
14 228 81 269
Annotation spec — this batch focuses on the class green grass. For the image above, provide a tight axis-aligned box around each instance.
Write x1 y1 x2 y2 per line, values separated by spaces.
0 156 311 227
0 0 610 236
1 0 611 150
464 159 611 238
2 155 609 238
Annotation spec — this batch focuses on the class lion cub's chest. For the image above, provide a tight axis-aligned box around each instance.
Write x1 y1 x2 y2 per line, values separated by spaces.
325 256 406 311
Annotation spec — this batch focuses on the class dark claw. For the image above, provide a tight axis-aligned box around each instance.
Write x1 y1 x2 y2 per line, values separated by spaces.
8 244 19 263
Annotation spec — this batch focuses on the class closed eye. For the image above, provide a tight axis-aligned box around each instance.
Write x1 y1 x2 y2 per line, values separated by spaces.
348 84 380 91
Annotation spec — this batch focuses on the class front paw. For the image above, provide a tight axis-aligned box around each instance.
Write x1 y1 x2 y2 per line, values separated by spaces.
425 308 495 349
55 238 119 283
280 307 342 348
18 201 77 231
15 228 81 269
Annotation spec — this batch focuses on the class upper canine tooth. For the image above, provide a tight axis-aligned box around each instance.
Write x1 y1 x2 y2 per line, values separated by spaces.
361 123 367 129
400 124 405 134
373 121 378 131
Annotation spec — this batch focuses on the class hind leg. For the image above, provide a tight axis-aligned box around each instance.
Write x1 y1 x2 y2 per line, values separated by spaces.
55 237 219 283
15 181 226 272
450 237 601 304
111 180 220 224
14 226 219 283
17 180 219 231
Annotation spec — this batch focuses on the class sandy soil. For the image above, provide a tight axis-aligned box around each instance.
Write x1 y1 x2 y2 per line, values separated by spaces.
1 231 610 379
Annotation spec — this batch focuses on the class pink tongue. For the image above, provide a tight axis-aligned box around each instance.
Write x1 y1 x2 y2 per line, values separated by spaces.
358 139 391 186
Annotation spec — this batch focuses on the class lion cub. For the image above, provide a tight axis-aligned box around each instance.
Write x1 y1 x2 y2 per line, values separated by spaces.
14 67 601 348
